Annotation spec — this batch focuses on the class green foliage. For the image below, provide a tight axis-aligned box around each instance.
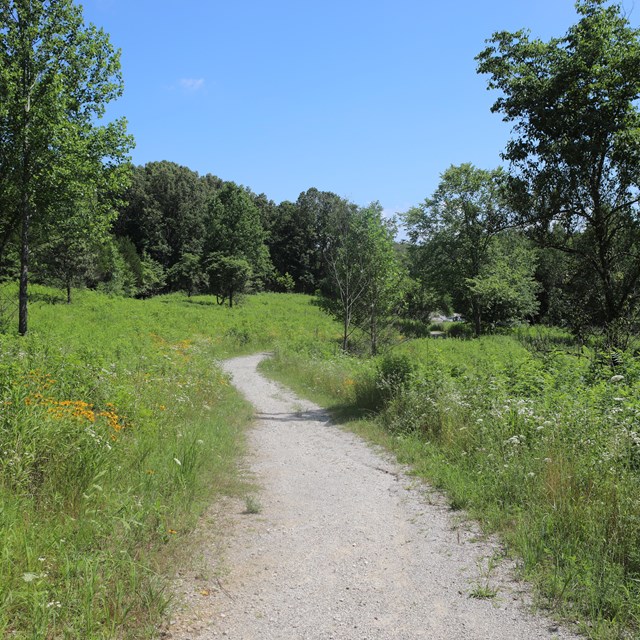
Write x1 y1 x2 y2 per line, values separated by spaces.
467 232 540 327
206 253 252 308
0 0 133 333
476 0 640 329
265 322 640 638
323 200 404 354
403 164 517 335
205 182 272 287
167 252 208 296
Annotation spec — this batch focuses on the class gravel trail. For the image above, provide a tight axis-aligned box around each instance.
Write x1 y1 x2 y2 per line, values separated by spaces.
165 353 579 640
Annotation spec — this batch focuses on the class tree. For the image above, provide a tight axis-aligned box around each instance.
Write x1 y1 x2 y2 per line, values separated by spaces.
268 200 317 293
467 232 540 327
115 162 209 274
204 182 272 290
354 203 404 355
205 253 252 308
167 252 207 297
33 205 100 303
323 201 402 353
476 0 640 329
0 0 132 333
404 163 514 335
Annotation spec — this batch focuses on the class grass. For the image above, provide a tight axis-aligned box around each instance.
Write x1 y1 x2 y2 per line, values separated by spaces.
263 325 640 640
5 286 640 639
0 286 340 639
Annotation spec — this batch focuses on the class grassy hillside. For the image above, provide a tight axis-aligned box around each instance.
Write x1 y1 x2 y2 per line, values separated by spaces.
0 288 339 639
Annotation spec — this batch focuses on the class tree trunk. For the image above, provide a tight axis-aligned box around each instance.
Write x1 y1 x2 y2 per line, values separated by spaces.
342 312 349 351
18 195 29 336
472 303 481 338
370 310 378 356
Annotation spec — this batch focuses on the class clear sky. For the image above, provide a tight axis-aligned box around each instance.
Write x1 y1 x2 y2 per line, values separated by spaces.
82 0 637 218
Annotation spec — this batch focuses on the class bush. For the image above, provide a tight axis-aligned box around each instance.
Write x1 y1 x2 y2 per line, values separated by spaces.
446 322 474 339
375 352 416 407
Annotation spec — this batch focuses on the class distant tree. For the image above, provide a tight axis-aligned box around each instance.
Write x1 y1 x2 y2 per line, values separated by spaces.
467 232 540 328
354 203 404 355
167 252 207 296
268 200 317 293
0 0 132 334
476 0 640 329
295 188 346 292
33 207 100 303
323 201 402 353
205 253 252 308
204 182 272 289
404 163 514 335
116 162 208 274
137 252 165 298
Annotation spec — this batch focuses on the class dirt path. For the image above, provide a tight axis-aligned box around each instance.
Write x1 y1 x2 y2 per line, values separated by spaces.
164 353 579 640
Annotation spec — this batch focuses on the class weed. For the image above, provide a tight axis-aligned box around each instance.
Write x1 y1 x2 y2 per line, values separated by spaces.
243 495 262 515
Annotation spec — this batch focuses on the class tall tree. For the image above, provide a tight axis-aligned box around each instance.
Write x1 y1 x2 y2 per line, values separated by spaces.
0 0 132 333
204 182 272 291
295 188 346 292
115 162 208 272
268 200 317 293
354 203 404 355
476 0 640 329
404 163 514 335
323 201 402 353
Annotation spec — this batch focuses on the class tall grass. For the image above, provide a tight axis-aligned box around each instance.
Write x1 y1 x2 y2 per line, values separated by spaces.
0 287 339 638
264 329 640 639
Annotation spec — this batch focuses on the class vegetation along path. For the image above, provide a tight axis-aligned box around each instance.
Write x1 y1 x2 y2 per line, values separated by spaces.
167 354 579 640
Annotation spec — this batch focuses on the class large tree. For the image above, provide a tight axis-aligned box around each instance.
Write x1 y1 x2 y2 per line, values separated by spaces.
404 163 515 335
476 0 640 329
0 0 132 333
204 182 272 294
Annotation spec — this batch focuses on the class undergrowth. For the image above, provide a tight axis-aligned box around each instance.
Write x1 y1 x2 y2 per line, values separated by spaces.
263 328 640 640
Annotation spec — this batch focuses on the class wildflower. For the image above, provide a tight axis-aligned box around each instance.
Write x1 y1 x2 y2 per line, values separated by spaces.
173 458 182 466
22 572 42 582
610 375 625 383
168 529 177 535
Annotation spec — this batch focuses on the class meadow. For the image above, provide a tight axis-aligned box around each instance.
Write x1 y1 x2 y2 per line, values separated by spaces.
264 325 640 640
0 287 339 638
3 288 640 639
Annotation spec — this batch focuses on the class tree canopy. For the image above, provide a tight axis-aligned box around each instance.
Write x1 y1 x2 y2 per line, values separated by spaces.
0 0 132 332
476 0 640 329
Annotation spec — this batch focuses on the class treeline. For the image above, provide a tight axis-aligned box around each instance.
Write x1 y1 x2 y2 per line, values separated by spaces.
25 160 393 308
3 0 640 348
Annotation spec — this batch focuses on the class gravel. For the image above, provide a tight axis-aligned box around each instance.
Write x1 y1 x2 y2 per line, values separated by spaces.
162 353 581 640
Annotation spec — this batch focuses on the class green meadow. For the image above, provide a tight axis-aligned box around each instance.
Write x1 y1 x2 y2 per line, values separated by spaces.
3 289 640 639
264 325 640 639
0 288 338 638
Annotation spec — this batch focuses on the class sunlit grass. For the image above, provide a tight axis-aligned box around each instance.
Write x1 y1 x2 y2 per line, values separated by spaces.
0 286 338 638
264 327 640 640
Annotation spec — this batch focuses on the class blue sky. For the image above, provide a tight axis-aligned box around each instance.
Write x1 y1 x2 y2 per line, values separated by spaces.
82 0 637 218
